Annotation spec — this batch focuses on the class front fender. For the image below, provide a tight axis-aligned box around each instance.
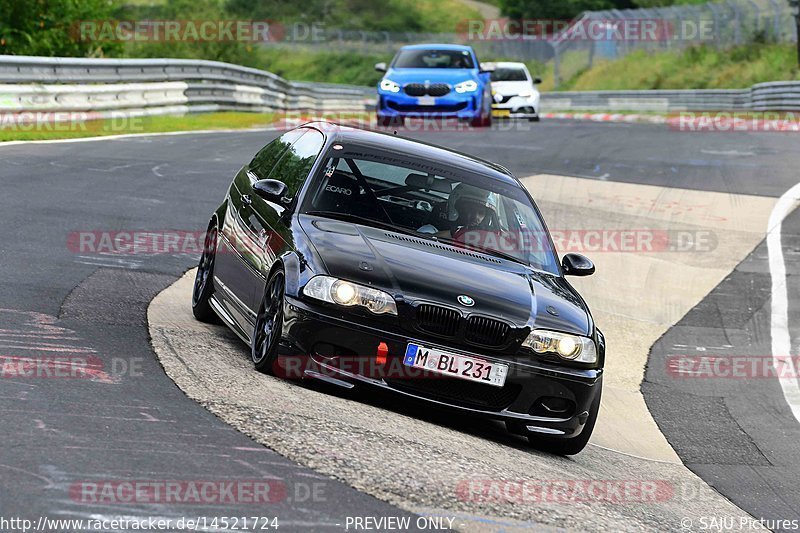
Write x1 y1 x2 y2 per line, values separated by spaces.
212 199 227 230
279 216 329 299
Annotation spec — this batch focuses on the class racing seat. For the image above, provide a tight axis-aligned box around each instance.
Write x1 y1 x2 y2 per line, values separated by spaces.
423 200 501 234
313 171 377 219
424 201 453 233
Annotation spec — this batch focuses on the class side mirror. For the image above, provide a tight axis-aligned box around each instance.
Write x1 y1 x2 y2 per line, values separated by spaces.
374 62 387 73
253 179 289 204
562 253 595 276
533 77 543 84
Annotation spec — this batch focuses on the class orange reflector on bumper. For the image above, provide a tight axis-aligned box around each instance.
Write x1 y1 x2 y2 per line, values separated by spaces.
376 342 389 364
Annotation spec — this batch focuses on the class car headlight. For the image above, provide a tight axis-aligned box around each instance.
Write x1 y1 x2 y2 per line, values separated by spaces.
380 79 401 93
522 329 597 363
303 276 397 315
454 80 478 93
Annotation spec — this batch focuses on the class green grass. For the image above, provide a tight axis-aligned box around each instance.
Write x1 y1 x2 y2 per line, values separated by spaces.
260 42 798 91
252 48 550 88
256 48 388 87
550 43 800 91
113 0 481 34
392 0 483 33
0 111 277 142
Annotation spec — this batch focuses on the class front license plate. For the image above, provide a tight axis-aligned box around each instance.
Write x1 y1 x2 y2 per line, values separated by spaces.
403 343 508 387
417 96 436 106
492 109 511 117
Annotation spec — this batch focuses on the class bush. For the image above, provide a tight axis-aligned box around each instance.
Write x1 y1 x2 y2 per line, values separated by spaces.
553 43 799 91
0 0 123 57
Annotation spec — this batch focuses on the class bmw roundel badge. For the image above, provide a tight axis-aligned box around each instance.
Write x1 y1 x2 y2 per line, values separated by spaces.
457 295 475 307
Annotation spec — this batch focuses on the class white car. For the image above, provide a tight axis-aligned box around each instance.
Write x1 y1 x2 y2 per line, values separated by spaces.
486 62 542 121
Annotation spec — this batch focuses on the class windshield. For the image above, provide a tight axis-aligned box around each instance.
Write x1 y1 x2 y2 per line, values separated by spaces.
491 68 529 82
393 49 475 69
301 145 559 274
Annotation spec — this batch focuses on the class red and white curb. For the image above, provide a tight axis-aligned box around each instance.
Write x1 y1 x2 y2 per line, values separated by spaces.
542 112 666 124
542 111 800 132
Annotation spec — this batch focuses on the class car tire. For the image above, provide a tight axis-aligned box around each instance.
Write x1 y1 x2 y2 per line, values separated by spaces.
529 116 540 122
191 223 219 323
377 115 403 127
470 113 492 128
471 95 493 128
251 268 285 375
527 379 602 455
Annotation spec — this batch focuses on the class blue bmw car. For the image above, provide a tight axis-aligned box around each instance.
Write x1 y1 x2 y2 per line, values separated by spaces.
375 44 493 127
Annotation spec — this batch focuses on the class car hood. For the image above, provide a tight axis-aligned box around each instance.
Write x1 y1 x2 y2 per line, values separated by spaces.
492 80 537 96
385 68 477 86
299 215 590 335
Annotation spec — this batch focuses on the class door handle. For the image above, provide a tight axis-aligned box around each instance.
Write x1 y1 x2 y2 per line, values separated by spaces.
241 194 252 206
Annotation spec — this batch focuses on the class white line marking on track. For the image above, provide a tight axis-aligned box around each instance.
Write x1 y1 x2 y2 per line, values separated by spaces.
768 181 800 422
151 163 167 177
700 149 756 156
587 443 679 464
0 126 282 148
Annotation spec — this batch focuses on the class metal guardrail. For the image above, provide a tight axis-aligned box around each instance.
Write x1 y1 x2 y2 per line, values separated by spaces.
0 55 374 118
541 81 800 111
1 55 797 124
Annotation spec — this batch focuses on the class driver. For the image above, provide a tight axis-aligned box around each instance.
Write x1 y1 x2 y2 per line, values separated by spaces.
418 183 498 238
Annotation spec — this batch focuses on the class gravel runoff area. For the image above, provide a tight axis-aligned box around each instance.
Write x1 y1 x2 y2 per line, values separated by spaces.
147 173 771 532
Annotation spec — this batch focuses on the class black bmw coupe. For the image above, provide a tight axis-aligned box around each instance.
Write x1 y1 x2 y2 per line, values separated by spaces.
192 122 604 454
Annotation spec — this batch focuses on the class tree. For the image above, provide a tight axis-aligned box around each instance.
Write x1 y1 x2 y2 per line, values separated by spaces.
0 0 122 56
121 0 252 67
499 0 636 21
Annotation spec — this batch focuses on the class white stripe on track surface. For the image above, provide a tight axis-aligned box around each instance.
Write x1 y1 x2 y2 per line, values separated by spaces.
768 182 800 422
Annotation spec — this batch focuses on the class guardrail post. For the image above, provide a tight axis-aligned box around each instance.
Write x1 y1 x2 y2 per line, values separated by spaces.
727 0 743 45
789 0 800 66
707 2 724 48
553 45 561 89
382 31 391 54
766 0 782 41
746 0 762 40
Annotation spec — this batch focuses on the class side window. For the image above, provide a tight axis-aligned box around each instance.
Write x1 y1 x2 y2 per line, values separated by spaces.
249 129 305 180
268 129 325 197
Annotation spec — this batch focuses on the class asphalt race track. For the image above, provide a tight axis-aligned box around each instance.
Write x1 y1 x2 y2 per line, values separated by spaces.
2 120 800 531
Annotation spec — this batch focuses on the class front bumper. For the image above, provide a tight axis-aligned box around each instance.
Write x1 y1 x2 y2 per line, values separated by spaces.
280 295 603 439
492 95 539 118
377 92 482 119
